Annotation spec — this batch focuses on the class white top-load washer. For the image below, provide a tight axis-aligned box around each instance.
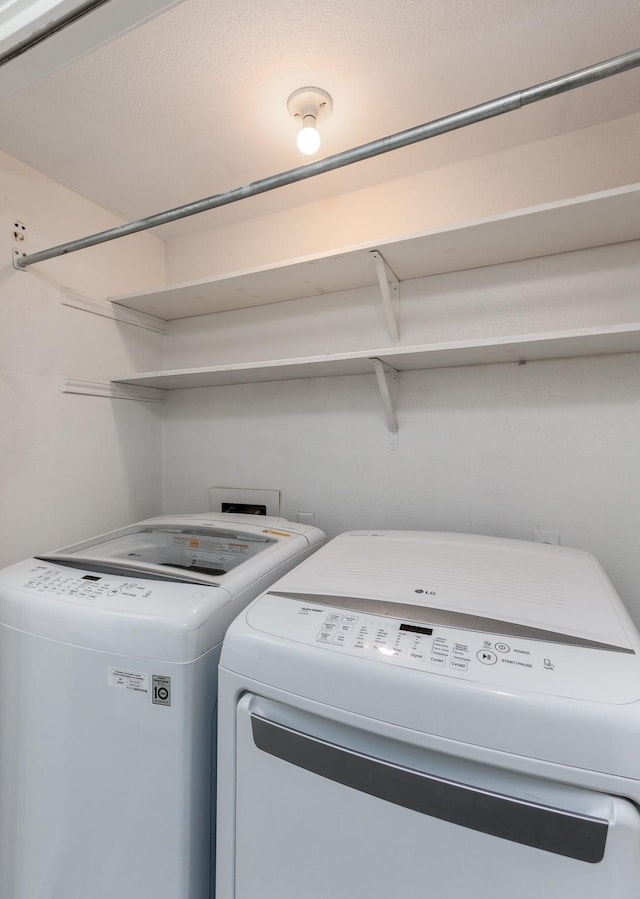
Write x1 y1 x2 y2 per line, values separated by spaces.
216 530 640 899
0 512 325 899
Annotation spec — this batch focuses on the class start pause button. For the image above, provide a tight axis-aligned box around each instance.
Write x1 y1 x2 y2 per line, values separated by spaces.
476 650 497 665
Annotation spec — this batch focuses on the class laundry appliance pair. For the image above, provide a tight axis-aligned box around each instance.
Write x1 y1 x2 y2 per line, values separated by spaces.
4 520 640 899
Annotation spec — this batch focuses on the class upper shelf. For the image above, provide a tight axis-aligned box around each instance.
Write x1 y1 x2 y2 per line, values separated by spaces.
110 184 640 321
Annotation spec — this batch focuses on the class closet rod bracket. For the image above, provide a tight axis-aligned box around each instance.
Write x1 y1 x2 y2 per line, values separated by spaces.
11 219 28 270
371 358 399 449
371 250 400 344
12 248 27 269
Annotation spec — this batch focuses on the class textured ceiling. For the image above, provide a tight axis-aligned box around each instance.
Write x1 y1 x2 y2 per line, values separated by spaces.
0 0 639 238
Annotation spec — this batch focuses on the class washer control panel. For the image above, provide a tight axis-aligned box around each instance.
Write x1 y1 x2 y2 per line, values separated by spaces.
3 561 223 616
22 566 155 601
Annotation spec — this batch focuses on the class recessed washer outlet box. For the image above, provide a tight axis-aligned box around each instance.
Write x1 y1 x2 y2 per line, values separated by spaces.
209 487 281 517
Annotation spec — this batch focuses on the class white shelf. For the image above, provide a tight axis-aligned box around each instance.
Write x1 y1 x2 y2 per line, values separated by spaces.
112 323 640 390
109 184 640 395
110 184 640 321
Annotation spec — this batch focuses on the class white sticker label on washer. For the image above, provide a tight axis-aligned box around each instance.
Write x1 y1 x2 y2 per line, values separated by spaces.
108 667 149 693
152 674 171 706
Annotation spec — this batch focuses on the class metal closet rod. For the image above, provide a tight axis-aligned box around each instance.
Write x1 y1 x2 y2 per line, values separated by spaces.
15 46 640 270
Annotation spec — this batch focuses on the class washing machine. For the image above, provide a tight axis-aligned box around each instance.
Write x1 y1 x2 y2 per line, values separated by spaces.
0 512 325 899
216 530 640 898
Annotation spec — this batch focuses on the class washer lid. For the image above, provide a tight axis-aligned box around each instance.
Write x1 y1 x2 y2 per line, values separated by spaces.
39 515 283 586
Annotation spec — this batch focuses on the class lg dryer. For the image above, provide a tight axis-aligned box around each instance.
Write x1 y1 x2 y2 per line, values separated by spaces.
217 530 640 898
0 512 325 899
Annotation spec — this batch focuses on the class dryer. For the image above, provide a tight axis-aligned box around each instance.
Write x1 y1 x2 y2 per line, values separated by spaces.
217 530 640 898
0 513 325 899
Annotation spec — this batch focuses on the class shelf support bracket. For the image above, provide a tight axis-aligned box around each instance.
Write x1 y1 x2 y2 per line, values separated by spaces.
371 358 399 449
62 378 165 403
370 250 400 345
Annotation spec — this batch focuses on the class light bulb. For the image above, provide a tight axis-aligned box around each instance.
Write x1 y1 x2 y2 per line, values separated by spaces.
288 88 332 156
296 114 320 155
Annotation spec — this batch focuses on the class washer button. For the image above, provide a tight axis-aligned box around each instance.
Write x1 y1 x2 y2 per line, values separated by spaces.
495 642 510 653
477 650 498 665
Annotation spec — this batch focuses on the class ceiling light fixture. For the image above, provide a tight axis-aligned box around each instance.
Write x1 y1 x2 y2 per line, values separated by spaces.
287 86 332 156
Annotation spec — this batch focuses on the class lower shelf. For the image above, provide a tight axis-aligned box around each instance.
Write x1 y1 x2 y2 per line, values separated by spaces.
111 323 640 391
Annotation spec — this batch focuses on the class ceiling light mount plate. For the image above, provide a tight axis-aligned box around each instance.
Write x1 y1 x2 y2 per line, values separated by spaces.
287 87 333 121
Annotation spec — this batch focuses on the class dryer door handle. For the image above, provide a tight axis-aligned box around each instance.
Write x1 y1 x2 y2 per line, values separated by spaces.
251 714 609 863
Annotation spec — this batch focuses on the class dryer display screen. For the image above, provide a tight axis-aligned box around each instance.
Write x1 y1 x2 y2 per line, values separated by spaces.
400 623 433 636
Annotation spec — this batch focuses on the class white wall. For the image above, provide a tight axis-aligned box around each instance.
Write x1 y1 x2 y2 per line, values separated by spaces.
0 151 165 566
163 354 640 624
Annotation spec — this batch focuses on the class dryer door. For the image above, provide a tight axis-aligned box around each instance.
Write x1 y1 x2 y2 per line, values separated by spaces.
231 694 640 898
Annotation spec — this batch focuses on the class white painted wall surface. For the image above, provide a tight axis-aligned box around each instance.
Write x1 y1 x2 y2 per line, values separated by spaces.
162 352 640 625
0 151 165 567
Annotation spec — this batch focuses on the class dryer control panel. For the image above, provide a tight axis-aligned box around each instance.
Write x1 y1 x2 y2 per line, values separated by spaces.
246 592 640 703
314 610 541 673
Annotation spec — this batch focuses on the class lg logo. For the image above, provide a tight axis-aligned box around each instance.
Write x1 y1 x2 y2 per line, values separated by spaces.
414 589 436 595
